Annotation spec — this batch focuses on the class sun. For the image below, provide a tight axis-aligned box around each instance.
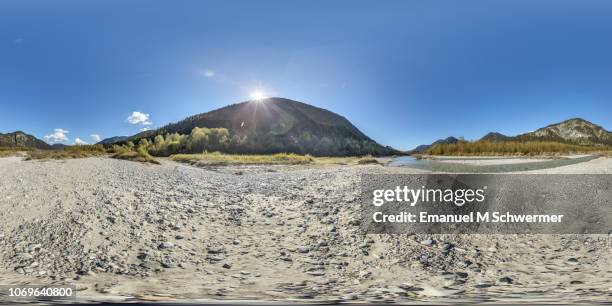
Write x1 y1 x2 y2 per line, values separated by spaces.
250 91 268 101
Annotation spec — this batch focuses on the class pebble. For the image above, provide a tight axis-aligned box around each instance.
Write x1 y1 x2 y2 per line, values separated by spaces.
161 261 177 268
158 242 174 249
455 272 469 279
207 246 225 254
420 285 463 297
420 239 434 246
499 276 513 284
474 282 494 288
439 272 456 280
207 255 225 262
570 280 584 285
441 242 453 253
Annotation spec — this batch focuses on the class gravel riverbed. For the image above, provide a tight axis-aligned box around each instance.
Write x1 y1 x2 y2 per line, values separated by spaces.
0 156 610 303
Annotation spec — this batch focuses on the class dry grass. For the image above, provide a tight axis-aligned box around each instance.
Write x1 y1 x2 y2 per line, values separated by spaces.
0 147 31 157
18 144 160 164
4 145 383 166
313 155 382 165
110 145 160 164
111 151 160 164
171 152 385 167
171 152 313 166
25 145 107 160
310 155 384 166
356 155 380 165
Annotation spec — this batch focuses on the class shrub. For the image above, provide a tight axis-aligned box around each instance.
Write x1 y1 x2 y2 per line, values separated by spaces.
110 144 159 164
425 140 611 156
357 155 380 164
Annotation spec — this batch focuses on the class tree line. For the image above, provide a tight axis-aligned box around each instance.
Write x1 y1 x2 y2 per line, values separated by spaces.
119 126 393 157
426 140 611 155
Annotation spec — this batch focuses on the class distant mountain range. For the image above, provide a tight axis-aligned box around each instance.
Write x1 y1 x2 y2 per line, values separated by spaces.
480 132 511 142
514 118 611 145
51 143 68 149
2 106 610 157
0 131 50 149
412 118 611 152
97 136 128 145
412 136 458 153
122 98 397 156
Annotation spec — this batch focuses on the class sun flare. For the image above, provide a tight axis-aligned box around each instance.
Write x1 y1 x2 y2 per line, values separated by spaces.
250 91 268 101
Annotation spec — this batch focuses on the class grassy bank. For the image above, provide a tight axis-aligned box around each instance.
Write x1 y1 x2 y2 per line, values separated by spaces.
25 145 107 160
12 144 160 164
426 140 612 156
6 144 381 166
313 155 381 165
110 145 160 164
171 152 383 166
171 152 313 166
0 147 32 157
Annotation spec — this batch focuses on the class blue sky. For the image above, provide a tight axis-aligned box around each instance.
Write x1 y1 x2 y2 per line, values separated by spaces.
1 0 611 149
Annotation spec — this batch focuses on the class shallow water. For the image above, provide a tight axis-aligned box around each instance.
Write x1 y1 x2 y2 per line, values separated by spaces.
389 155 600 173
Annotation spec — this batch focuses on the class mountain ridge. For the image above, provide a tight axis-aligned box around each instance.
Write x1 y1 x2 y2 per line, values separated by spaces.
125 97 397 156
0 131 50 149
479 132 511 142
515 118 611 145
412 136 459 153
412 118 610 152
97 136 128 145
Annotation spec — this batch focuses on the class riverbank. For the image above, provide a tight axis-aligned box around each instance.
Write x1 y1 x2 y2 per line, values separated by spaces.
390 155 602 173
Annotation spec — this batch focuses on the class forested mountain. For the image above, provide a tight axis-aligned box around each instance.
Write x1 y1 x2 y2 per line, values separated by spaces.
412 136 459 153
126 98 397 156
479 132 511 142
0 131 50 149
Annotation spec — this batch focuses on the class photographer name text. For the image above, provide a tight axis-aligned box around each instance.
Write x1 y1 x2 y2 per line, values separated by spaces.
373 211 564 223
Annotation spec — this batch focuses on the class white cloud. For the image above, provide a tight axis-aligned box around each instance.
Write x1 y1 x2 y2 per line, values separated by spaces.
90 134 101 143
127 111 152 125
44 128 69 144
74 138 88 145
198 69 215 78
140 127 150 132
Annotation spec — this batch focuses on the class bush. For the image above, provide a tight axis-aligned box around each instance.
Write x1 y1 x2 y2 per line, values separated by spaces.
110 144 159 164
426 140 611 156
357 155 380 164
